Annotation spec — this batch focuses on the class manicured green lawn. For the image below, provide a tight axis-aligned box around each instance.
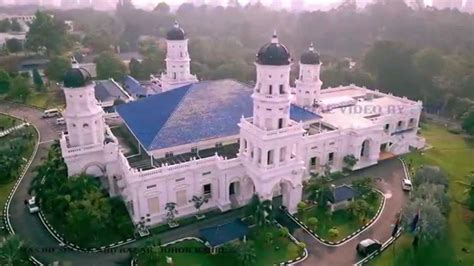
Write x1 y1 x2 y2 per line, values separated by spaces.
370 123 474 266
297 193 382 242
136 226 303 266
25 89 65 109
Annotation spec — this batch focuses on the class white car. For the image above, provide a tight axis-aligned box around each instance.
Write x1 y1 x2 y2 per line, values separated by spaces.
56 117 66 125
27 196 39 214
402 179 413 191
42 108 60 118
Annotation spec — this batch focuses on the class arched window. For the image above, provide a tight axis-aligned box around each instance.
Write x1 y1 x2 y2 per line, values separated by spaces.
83 123 89 128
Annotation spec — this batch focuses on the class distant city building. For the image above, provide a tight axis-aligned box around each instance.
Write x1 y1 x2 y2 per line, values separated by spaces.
433 0 451 10
208 0 223 7
357 0 374 9
61 0 78 9
227 0 239 7
271 0 283 10
15 0 40 5
78 0 92 8
291 0 305 12
465 0 474 13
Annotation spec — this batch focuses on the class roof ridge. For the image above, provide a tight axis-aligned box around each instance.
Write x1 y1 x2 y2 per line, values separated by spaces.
148 85 194 150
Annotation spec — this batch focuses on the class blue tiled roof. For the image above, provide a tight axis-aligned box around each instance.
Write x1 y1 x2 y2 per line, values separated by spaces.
200 219 249 247
123 75 147 96
329 185 358 203
116 80 321 151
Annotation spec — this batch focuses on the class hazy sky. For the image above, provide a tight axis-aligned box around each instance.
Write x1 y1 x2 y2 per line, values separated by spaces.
134 0 340 6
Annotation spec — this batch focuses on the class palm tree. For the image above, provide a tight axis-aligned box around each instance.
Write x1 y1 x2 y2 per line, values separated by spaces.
245 194 273 227
307 179 332 209
348 199 370 222
0 235 27 266
235 240 256 266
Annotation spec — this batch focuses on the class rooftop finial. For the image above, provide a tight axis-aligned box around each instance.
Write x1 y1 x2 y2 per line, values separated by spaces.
309 42 314 52
174 20 179 28
271 30 278 44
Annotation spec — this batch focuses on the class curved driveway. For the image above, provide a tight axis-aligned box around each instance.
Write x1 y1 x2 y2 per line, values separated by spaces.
0 103 130 266
296 159 408 266
1 103 407 266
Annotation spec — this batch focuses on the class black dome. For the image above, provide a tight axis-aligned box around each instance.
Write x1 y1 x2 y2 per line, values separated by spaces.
166 21 185 41
256 32 291 66
300 43 320 65
63 68 92 88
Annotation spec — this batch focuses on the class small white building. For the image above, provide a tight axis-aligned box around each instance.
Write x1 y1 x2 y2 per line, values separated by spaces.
59 24 425 228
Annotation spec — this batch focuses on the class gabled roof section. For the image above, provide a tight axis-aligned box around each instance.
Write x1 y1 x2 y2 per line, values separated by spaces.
117 80 321 152
329 185 358 203
116 85 191 149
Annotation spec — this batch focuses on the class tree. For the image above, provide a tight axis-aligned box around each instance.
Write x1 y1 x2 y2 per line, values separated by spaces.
0 235 28 265
462 110 474 136
5 38 23 54
306 179 331 209
95 51 127 80
328 228 339 239
402 198 446 242
352 177 375 200
32 68 44 91
128 58 143 79
348 199 371 222
83 30 114 53
306 217 318 231
343 154 358 171
10 19 22 32
245 194 273 228
165 202 178 225
414 48 444 80
413 166 449 188
25 11 69 55
154 2 171 13
0 19 11 32
457 174 474 210
235 240 256 266
297 201 307 216
0 70 11 94
412 183 450 215
190 194 209 218
45 56 72 82
8 76 30 102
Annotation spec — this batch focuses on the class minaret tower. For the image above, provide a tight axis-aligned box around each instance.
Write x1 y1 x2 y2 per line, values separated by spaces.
62 68 105 148
238 32 305 214
160 21 198 92
295 43 322 107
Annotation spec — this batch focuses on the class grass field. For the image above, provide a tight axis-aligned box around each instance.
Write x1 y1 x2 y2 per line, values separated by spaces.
370 123 474 266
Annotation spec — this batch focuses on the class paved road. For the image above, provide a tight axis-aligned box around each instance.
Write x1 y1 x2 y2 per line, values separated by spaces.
296 159 408 266
1 103 408 266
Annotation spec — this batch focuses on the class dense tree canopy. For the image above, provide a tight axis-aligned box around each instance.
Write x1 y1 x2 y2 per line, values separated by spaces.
95 51 127 80
45 56 72 82
5 38 23 54
25 11 69 55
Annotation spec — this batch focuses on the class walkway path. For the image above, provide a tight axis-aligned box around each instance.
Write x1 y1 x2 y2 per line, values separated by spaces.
0 103 408 266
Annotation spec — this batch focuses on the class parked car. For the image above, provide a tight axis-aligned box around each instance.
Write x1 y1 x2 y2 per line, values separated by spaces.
56 117 66 125
356 239 382 257
27 196 39 214
42 108 60 118
402 178 413 191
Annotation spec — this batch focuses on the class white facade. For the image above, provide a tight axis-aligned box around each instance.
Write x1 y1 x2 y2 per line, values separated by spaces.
159 22 198 93
60 33 425 228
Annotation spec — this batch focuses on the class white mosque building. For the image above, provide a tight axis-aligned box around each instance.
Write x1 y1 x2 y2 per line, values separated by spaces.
59 23 425 227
